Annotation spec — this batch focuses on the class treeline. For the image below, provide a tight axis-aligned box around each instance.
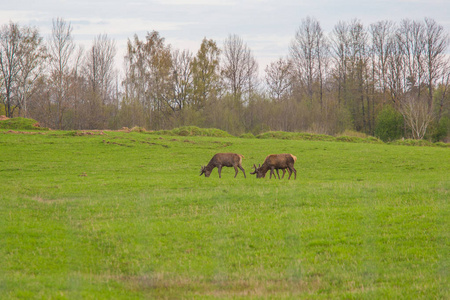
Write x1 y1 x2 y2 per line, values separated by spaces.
1 17 449 140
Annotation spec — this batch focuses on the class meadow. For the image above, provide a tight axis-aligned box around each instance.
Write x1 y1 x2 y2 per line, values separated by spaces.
0 127 448 299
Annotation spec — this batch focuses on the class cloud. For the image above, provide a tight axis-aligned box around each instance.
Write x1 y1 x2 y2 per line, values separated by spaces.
0 10 43 23
70 17 193 36
161 0 236 5
2 0 449 75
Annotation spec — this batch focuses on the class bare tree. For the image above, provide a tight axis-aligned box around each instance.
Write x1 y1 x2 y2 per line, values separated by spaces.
370 20 396 102
330 19 371 131
423 18 449 108
48 17 75 129
330 20 351 106
83 34 116 128
397 19 426 95
290 17 329 107
222 34 258 102
0 22 44 118
171 49 193 111
16 26 46 118
386 31 405 105
436 66 450 122
70 46 85 129
264 57 293 101
387 18 450 139
350 20 370 132
0 22 21 117
85 34 116 104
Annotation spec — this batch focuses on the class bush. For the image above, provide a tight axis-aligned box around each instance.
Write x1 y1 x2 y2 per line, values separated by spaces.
430 117 449 142
374 106 404 142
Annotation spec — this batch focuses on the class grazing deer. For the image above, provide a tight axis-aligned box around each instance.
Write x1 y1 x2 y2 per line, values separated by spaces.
250 154 297 179
200 153 246 178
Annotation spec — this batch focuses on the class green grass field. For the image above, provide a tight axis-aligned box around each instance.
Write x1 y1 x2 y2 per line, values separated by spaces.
0 129 448 299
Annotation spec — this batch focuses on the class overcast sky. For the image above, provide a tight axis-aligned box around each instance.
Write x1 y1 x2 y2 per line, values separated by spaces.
2 0 449 72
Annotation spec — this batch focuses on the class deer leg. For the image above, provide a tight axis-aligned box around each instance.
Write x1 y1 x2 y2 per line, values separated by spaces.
270 167 275 179
281 169 287 179
276 169 281 179
287 166 296 180
238 164 246 178
286 168 292 178
218 165 222 178
234 166 239 178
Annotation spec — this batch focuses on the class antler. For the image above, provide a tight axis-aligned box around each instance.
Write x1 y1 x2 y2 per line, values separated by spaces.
200 165 206 175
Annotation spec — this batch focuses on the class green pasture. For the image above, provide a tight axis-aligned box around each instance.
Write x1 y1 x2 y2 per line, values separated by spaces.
0 129 448 298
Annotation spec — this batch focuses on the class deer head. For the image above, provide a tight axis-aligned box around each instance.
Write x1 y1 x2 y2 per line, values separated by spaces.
199 166 211 177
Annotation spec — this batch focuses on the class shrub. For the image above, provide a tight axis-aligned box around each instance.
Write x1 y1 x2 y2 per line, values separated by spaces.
374 106 404 142
430 117 449 142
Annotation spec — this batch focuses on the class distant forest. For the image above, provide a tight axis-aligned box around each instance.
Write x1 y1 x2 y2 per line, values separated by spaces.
1 17 449 140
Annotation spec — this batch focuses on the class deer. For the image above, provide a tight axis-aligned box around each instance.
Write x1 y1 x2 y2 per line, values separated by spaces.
250 153 297 179
200 153 246 178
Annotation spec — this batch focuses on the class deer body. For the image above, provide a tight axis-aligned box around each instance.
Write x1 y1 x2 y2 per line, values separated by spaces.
251 154 297 179
200 153 246 178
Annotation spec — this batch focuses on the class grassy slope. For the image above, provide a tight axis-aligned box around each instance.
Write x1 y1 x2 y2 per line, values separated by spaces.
0 130 448 298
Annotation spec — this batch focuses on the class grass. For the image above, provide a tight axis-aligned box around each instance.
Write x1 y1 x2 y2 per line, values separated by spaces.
0 117 48 131
151 126 233 137
0 128 449 298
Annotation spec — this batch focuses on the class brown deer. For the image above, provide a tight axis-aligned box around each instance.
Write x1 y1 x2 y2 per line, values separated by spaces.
200 153 246 178
250 154 297 179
